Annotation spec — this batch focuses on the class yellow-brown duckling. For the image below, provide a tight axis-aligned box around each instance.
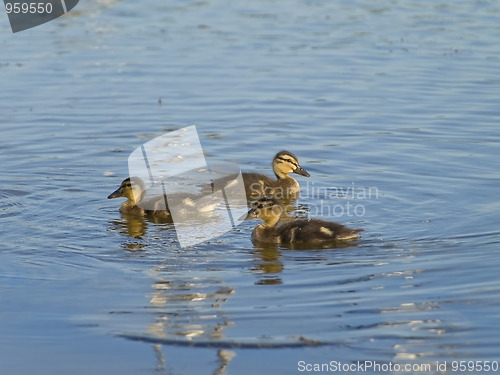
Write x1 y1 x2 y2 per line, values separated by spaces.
108 177 168 216
242 150 310 200
108 177 222 219
244 197 362 244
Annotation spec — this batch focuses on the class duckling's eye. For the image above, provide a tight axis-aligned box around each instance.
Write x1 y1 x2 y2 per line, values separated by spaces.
125 183 132 188
280 157 298 168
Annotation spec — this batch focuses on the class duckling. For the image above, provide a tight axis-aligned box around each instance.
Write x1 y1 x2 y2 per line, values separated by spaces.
242 150 310 200
108 177 220 219
108 177 152 215
244 197 362 244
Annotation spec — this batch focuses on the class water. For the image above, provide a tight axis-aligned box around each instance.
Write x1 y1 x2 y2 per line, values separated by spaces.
1 0 500 374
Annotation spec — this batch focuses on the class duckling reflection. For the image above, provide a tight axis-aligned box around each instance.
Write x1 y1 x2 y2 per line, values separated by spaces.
243 197 362 246
109 213 147 238
251 244 284 285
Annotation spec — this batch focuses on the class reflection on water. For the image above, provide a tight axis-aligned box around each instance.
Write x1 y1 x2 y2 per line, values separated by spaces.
108 211 178 251
251 245 284 285
109 209 338 349
108 218 239 372
106 194 498 370
145 267 236 372
146 265 235 341
109 214 147 239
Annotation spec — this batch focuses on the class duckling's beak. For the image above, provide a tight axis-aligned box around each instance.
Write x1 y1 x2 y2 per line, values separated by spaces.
293 165 310 178
107 188 122 199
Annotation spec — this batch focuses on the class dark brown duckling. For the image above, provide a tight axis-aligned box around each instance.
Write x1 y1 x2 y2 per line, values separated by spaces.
244 197 362 244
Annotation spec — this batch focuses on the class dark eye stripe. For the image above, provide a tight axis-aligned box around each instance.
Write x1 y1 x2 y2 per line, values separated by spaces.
255 201 275 209
277 157 298 168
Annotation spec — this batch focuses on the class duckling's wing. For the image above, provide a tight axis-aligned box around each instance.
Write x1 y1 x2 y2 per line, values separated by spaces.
140 194 171 216
171 192 221 213
241 172 275 198
210 171 276 199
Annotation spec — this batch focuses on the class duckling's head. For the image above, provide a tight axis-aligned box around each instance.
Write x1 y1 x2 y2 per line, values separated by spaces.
107 177 146 205
272 150 310 180
243 197 283 226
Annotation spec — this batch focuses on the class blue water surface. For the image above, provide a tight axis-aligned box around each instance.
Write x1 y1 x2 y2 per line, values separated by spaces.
1 1 499 374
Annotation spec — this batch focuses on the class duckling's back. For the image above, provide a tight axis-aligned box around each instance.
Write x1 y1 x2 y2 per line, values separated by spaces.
277 219 362 243
242 172 276 198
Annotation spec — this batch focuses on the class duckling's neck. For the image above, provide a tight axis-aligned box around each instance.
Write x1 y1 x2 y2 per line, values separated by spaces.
125 190 145 207
252 222 280 243
260 215 281 228
274 170 290 180
125 195 138 207
273 177 300 198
